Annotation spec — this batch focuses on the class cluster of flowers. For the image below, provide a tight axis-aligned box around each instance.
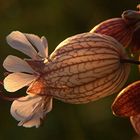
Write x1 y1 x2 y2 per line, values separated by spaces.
1 4 140 136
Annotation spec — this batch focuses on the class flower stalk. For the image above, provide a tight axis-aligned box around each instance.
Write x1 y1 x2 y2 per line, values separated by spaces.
120 58 140 65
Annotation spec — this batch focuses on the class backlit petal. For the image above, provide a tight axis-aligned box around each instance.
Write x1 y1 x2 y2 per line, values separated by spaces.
4 73 37 92
41 36 48 57
6 31 38 59
10 95 53 128
25 34 48 58
3 55 35 73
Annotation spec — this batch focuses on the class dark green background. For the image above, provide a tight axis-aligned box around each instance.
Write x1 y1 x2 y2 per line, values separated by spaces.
0 0 139 140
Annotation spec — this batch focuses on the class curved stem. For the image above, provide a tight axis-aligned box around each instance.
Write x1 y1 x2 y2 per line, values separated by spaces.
120 58 140 65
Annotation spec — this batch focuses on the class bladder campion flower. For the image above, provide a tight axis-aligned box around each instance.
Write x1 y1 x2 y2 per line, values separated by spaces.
3 31 131 128
90 4 140 54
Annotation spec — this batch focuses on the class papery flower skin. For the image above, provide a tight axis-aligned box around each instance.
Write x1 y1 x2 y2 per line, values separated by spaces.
112 81 140 135
90 6 140 54
112 81 140 117
3 31 131 128
45 33 130 104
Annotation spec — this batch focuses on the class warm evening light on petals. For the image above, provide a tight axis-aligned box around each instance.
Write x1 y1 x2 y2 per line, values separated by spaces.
4 73 37 92
10 95 52 128
25 34 48 58
112 81 140 117
6 31 38 59
3 31 50 128
41 36 48 57
3 55 35 73
3 30 137 128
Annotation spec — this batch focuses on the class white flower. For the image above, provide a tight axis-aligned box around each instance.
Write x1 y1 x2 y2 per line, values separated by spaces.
11 95 52 128
3 31 52 128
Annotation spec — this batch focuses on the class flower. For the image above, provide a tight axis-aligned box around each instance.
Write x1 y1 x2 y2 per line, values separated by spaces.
90 5 140 54
112 80 140 135
3 31 132 128
3 31 52 128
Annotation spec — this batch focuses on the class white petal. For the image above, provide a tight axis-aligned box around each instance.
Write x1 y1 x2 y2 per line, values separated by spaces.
41 36 48 57
6 31 38 59
25 34 48 58
10 95 53 128
3 55 35 73
4 73 36 92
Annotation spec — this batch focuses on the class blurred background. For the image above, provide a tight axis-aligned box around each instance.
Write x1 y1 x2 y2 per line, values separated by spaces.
0 0 139 140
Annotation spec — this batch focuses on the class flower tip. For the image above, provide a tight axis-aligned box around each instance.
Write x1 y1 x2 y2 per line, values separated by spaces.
3 78 17 92
6 31 21 41
41 36 48 47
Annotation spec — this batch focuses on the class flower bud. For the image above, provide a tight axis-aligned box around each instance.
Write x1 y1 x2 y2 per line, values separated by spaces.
90 18 133 48
90 6 140 54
